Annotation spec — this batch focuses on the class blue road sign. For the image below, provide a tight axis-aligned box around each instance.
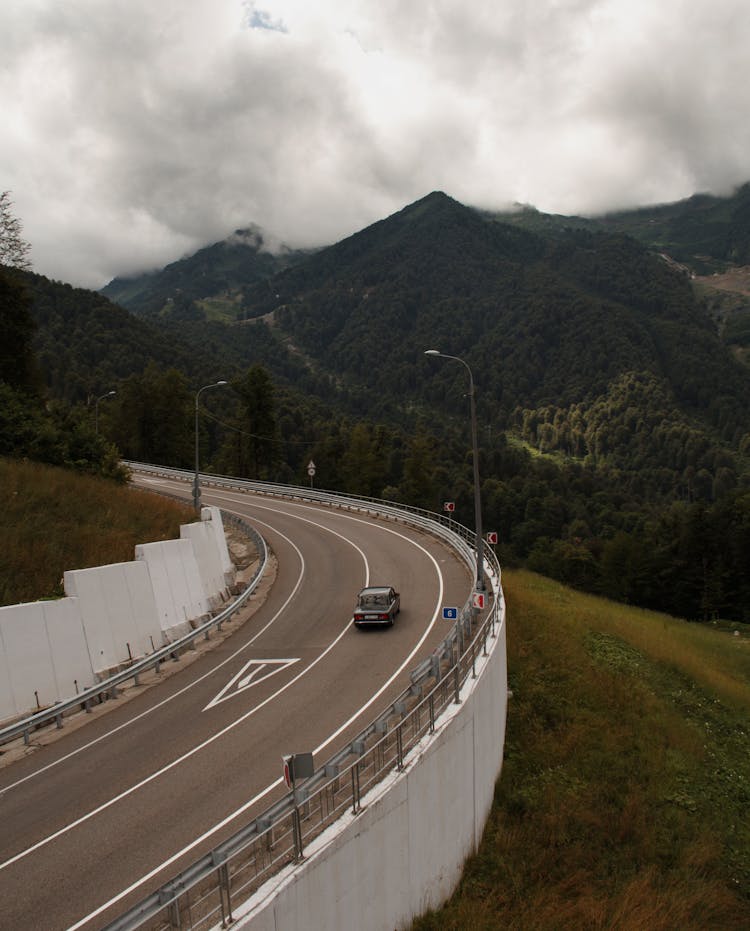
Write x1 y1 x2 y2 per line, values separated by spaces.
442 606 458 620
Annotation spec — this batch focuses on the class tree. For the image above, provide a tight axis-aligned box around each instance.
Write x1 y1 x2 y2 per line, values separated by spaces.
222 365 280 479
110 365 192 466
341 422 384 497
0 268 38 391
0 192 32 270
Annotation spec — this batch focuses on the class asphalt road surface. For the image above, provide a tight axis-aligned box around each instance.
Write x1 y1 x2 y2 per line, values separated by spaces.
0 478 471 930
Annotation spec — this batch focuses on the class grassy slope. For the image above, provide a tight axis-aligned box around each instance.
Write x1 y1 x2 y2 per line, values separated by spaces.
0 458 195 604
414 570 750 930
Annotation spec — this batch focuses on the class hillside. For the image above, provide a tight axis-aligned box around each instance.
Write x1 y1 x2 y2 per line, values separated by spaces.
12 190 750 622
494 182 750 274
494 184 750 365
237 192 750 500
101 227 310 321
414 569 750 930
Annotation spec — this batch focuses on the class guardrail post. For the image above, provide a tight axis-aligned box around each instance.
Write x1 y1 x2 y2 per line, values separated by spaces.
292 805 304 860
351 763 361 815
396 722 404 771
453 662 461 704
168 898 181 929
218 862 233 927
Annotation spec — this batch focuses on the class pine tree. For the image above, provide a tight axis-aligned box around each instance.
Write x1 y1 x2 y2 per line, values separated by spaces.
0 192 32 270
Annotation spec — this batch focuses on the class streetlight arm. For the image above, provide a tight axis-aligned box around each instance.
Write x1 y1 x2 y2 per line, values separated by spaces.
424 349 484 590
194 380 228 512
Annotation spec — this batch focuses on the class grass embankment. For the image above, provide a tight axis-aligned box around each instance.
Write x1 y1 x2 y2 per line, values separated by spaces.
414 570 750 931
0 458 195 605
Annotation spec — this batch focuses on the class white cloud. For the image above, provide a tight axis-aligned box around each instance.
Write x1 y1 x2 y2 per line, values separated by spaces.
2 0 749 287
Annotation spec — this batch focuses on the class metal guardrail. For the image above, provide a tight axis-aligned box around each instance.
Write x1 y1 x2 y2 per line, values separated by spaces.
125 461 478 569
99 465 504 931
0 513 268 749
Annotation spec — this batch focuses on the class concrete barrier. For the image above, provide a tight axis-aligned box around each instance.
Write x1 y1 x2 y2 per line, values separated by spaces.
64 562 163 674
0 598 94 723
181 517 227 610
0 509 237 721
202 505 235 586
135 539 211 641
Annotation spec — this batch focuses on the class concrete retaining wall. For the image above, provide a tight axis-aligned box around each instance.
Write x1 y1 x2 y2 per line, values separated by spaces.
0 509 232 724
234 594 508 931
0 598 94 720
64 561 163 672
181 517 228 611
134 539 211 641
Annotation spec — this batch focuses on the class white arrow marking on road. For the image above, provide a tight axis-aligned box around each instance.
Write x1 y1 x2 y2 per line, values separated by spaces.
204 658 299 710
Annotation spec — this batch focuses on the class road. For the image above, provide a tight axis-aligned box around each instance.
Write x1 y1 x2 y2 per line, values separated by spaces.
0 479 471 930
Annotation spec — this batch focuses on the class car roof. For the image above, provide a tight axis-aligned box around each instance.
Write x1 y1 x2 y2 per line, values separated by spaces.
358 586 393 595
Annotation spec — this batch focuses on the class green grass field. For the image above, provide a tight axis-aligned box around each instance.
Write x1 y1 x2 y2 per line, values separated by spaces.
414 570 750 930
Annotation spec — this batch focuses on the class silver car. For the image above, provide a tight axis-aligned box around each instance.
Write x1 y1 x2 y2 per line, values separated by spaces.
352 586 401 628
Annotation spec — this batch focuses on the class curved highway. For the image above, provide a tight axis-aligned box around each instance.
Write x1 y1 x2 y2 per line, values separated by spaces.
0 478 471 930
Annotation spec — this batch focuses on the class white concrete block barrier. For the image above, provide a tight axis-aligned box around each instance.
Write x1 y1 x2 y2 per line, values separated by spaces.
64 561 163 675
202 505 236 589
135 539 212 642
0 509 237 723
0 598 94 724
229 590 507 931
181 515 229 611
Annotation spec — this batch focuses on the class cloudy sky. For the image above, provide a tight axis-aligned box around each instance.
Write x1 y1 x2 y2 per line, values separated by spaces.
2 0 749 288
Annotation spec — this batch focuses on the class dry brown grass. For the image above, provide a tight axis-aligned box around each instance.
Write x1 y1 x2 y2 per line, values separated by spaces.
0 458 195 604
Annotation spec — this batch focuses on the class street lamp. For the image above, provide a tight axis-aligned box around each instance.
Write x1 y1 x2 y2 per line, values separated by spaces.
193 380 228 512
424 350 485 591
95 390 116 436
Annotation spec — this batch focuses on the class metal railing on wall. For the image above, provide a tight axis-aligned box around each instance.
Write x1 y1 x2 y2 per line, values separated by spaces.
98 464 504 931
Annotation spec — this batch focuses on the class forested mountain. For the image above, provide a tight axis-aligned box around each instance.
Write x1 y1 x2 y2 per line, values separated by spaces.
101 227 310 321
494 181 750 274
237 192 750 500
6 188 750 622
495 184 750 367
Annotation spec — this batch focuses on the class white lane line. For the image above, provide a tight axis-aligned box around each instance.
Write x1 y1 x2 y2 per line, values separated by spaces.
204 658 300 710
67 515 446 931
0 512 370 870
0 511 304 795
0 503 366 796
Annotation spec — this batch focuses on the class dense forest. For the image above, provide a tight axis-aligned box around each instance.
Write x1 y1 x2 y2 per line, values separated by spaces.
2 187 750 622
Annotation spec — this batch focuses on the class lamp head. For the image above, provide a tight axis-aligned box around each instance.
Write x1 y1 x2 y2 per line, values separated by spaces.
424 349 441 356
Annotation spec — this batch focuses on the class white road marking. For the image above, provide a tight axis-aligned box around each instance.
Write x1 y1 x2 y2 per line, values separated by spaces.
204 658 299 710
68 505 446 931
4 479 450 930
0 505 370 872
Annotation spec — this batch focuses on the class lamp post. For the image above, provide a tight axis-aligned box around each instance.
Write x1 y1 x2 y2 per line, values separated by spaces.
193 380 228 512
424 350 485 591
95 390 116 435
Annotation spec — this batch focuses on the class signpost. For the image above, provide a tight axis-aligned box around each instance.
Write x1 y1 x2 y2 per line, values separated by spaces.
486 531 498 545
442 606 458 621
282 751 315 858
472 591 486 611
307 460 316 488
